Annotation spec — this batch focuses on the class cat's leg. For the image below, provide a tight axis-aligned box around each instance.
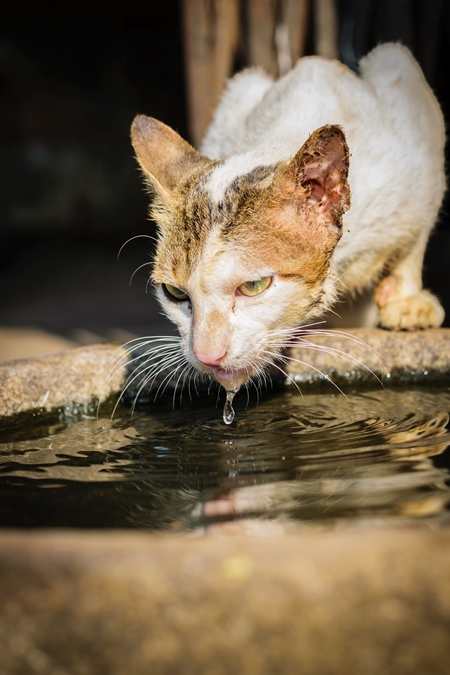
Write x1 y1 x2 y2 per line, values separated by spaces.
375 231 444 330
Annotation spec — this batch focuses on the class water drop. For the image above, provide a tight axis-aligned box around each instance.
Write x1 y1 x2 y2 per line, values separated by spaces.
223 389 237 425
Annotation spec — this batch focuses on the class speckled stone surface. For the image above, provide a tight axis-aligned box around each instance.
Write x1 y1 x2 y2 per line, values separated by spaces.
0 342 127 417
0 328 450 416
0 528 450 674
287 327 450 386
1 328 449 418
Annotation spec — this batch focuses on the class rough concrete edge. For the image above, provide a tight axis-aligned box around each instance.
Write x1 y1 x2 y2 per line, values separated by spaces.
0 528 450 674
1 328 450 420
282 327 450 386
0 342 127 418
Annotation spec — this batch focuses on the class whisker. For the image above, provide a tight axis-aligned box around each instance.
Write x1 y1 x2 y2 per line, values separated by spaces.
254 382 260 407
267 321 327 337
98 338 181 417
109 335 182 373
122 335 181 348
180 365 198 405
117 234 158 261
120 349 183 394
259 354 304 396
251 360 270 406
265 350 347 398
270 325 382 364
129 353 186 413
110 342 185 418
294 339 383 386
244 381 250 410
188 370 197 401
153 361 188 402
123 344 181 373
172 362 194 409
205 375 218 397
247 357 269 404
128 261 153 287
267 325 383 384
269 338 378 381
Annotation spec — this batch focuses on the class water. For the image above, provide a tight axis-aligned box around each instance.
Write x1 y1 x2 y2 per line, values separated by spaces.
1 387 450 533
223 389 238 425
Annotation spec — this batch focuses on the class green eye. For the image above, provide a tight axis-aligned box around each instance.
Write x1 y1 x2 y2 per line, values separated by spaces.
237 276 272 297
162 283 189 301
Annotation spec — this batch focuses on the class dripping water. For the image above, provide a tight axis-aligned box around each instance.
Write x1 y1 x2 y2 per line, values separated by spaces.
223 389 238 425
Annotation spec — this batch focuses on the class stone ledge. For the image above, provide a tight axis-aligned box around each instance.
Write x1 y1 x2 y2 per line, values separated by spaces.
0 527 449 674
0 342 126 418
287 327 450 386
0 329 449 418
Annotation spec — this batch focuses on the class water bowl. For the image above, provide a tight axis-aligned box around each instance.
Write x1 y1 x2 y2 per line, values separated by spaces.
1 328 450 673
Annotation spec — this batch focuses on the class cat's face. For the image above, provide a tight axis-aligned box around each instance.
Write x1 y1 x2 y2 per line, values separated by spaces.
131 116 350 393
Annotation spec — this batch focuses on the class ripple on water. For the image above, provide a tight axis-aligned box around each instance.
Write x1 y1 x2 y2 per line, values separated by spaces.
0 387 449 531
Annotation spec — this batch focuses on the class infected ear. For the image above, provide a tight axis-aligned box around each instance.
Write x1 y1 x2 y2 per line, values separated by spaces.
298 125 350 223
130 115 211 198
273 125 351 236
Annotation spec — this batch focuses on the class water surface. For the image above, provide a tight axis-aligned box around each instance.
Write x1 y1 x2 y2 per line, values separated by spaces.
1 387 449 533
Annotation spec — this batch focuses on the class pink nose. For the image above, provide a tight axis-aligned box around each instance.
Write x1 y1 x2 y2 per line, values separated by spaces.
194 350 226 366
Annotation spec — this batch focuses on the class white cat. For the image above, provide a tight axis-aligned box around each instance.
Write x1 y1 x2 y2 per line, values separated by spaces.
130 43 445 399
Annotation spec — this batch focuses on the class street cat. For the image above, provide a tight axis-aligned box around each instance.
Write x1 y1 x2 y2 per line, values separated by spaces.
130 43 445 402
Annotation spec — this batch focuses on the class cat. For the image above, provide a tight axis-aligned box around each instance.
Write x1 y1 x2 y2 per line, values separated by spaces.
129 43 445 402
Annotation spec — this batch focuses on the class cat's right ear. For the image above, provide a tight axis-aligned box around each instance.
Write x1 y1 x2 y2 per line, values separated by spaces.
130 115 210 199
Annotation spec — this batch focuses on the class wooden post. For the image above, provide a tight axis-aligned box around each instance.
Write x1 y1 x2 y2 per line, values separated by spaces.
276 0 310 75
284 0 309 66
181 0 314 147
314 0 339 59
181 0 240 148
246 0 279 75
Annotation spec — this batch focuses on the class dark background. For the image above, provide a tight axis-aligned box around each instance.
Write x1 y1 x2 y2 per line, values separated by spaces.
1 0 450 348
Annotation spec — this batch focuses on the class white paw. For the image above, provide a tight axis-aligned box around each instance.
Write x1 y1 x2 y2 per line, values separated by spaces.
378 290 445 330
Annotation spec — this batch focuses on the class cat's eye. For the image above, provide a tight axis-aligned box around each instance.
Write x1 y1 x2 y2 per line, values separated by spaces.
237 276 272 297
162 283 189 302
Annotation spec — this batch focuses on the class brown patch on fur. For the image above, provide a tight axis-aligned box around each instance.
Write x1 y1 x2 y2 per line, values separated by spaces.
219 125 351 284
132 116 350 299
265 126 350 262
151 168 224 286
130 115 229 286
131 114 222 284
205 307 227 332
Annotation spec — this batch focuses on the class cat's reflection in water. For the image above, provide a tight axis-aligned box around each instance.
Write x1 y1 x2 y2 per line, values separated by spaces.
126 410 450 535
2 391 449 532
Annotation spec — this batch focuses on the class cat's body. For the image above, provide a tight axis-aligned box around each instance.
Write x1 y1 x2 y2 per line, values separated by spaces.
201 44 445 306
131 44 445 395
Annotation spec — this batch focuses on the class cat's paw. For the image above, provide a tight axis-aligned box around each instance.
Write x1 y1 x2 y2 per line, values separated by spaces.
378 290 445 330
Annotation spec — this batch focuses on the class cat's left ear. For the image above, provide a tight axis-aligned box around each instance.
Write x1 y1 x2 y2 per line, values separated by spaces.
280 125 351 233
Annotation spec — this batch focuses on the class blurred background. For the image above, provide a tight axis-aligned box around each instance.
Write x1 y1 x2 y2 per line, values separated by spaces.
1 0 450 360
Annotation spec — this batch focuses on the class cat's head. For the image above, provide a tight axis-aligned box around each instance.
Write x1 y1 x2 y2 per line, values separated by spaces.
131 115 350 393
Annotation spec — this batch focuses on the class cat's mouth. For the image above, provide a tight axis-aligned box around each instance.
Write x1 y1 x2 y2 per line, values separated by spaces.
212 367 250 391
